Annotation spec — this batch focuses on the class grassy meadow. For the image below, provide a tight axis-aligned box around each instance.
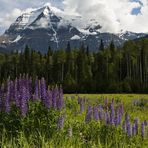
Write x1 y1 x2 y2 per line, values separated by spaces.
0 91 148 148
65 94 148 121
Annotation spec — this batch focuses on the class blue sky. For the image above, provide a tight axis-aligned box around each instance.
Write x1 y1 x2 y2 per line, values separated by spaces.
132 7 141 15
0 0 147 34
132 0 143 15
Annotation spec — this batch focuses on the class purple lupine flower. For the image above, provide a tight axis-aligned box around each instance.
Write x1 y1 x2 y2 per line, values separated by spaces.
110 102 115 117
14 78 20 107
132 124 136 136
5 92 10 113
134 118 139 134
93 107 99 121
0 84 5 111
141 122 145 139
127 122 132 136
85 106 93 123
28 77 32 99
0 87 3 111
125 113 130 123
34 78 40 101
98 105 104 120
105 111 110 124
20 86 28 117
80 99 85 113
38 80 41 99
110 103 115 125
17 76 21 92
57 86 64 110
124 113 132 136
122 122 126 132
104 98 109 109
110 113 115 125
10 80 14 101
45 88 52 108
115 109 122 125
0 93 1 111
25 75 31 101
40 77 47 104
58 115 65 129
4 78 11 113
52 87 58 109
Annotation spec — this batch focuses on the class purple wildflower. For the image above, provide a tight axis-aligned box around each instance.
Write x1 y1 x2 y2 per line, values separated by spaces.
110 113 115 125
93 107 99 121
40 77 47 104
80 99 85 113
10 81 14 101
104 98 109 108
105 111 110 124
20 87 28 117
141 122 145 139
52 87 58 109
134 118 139 134
0 86 5 111
98 105 104 120
125 113 130 123
5 92 10 113
127 122 132 136
14 78 20 107
132 124 136 136
85 106 93 123
57 86 64 110
58 115 65 129
0 87 3 110
34 78 40 100
122 122 126 132
45 88 52 108
115 109 122 125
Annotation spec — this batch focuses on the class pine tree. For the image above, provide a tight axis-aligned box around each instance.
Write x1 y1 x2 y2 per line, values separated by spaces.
99 39 104 51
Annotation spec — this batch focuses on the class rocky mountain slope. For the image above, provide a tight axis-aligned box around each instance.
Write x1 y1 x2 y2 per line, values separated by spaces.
0 5 147 53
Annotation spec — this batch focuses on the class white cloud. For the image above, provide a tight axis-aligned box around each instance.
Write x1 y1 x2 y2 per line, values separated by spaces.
0 8 22 33
0 0 148 34
63 0 148 33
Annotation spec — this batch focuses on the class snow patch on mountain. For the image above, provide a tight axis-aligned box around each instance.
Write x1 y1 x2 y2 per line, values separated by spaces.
71 35 81 40
11 35 22 42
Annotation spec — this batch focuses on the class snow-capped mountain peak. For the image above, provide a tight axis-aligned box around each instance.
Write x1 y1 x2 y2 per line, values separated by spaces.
5 5 63 35
1 4 147 53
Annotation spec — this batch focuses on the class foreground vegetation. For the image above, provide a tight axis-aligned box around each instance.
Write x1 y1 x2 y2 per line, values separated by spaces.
0 76 148 147
0 38 148 93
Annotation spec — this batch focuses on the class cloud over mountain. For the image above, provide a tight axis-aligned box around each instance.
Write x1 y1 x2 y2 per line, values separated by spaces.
63 0 148 33
0 0 147 34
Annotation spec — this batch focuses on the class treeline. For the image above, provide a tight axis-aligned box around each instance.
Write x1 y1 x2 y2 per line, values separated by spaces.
0 39 148 93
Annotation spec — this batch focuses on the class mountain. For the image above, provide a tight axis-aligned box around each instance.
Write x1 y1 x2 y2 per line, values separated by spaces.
0 5 147 53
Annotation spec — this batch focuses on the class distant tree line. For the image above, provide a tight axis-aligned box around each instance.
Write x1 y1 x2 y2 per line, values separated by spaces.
0 38 148 93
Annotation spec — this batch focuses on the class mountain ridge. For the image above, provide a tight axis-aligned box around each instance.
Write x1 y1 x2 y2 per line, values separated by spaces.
0 5 147 53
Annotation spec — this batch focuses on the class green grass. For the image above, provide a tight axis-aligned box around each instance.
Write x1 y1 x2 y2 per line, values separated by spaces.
0 94 148 148
65 94 148 121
